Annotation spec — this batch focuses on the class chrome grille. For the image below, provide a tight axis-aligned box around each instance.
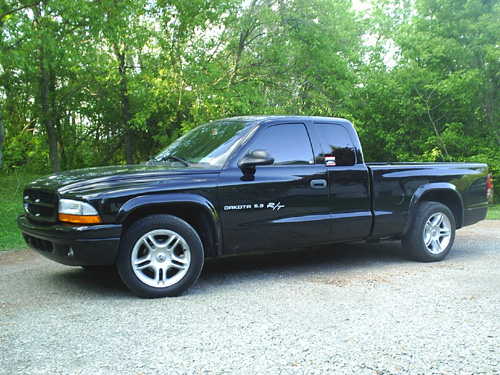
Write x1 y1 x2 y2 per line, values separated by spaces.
23 189 57 223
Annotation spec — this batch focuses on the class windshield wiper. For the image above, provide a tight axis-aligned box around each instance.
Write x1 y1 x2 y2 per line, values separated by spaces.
154 155 191 167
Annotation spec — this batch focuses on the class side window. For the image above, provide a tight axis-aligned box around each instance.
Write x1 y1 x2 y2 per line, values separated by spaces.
316 124 356 166
248 124 314 165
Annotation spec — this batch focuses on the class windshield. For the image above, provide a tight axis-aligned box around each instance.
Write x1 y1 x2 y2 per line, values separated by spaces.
154 119 257 167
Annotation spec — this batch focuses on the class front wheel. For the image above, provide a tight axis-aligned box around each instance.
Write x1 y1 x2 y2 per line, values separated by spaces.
402 201 456 262
117 215 204 298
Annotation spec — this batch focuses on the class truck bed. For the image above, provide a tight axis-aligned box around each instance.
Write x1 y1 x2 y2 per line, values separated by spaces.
366 162 489 239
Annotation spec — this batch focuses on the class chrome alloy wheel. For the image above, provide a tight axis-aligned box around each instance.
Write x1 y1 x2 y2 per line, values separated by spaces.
423 212 452 255
131 229 191 288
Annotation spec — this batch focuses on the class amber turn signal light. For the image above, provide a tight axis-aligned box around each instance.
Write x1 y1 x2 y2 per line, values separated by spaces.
58 213 102 224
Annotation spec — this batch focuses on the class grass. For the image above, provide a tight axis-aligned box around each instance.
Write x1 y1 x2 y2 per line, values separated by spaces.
0 173 41 251
487 204 500 220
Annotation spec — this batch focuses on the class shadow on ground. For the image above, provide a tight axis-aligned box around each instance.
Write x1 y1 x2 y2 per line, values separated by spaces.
51 265 128 296
198 240 407 284
48 240 406 298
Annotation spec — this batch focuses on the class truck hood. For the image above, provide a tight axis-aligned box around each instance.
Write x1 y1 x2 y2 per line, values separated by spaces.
26 165 220 196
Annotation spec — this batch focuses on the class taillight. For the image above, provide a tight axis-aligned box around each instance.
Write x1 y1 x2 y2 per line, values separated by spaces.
487 173 492 201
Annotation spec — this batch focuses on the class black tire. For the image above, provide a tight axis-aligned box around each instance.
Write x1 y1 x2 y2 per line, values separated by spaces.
116 214 204 298
401 201 456 262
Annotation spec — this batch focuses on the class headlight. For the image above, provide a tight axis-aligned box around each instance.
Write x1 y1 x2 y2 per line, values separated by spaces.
58 199 102 224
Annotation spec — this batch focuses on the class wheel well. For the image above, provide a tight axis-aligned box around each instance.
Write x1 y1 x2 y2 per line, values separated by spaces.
120 204 219 257
418 190 463 229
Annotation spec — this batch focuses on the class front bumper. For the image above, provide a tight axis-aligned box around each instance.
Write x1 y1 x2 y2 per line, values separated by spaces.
17 215 122 266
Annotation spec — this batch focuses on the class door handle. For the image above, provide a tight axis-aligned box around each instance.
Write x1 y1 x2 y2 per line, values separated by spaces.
310 179 327 189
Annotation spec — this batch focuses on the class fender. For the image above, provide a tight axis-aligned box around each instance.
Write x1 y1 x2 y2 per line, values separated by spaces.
402 182 464 236
116 193 222 255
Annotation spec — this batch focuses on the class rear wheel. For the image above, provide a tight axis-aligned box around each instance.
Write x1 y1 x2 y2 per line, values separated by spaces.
402 201 456 262
117 214 204 298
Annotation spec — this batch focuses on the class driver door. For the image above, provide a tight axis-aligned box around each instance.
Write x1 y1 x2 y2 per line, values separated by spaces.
217 122 331 254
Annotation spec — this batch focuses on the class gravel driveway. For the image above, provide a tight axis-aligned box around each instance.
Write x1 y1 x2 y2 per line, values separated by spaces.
1 221 499 375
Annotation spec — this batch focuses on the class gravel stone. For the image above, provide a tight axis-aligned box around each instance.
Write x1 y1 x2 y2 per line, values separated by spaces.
1 221 499 374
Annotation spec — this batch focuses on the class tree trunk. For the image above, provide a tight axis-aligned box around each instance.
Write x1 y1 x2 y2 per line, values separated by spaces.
35 5 60 172
0 113 5 171
50 70 66 168
228 0 258 89
114 43 133 165
415 86 452 162
38 44 60 172
483 84 500 147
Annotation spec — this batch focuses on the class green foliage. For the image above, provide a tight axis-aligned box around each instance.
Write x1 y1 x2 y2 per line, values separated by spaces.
355 0 500 178
0 0 498 181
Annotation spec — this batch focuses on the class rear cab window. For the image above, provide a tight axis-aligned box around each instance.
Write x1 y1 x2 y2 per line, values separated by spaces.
315 123 356 167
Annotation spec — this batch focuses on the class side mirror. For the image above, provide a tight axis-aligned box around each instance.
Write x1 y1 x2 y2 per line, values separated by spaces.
238 149 274 169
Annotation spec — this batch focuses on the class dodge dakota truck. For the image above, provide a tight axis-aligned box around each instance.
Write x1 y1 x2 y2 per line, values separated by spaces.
18 116 491 297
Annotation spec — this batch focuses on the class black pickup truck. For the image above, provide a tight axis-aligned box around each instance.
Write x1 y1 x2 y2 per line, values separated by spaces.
18 116 490 297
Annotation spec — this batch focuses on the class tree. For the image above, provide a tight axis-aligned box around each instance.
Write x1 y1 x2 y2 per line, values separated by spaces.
192 0 362 119
355 0 499 172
